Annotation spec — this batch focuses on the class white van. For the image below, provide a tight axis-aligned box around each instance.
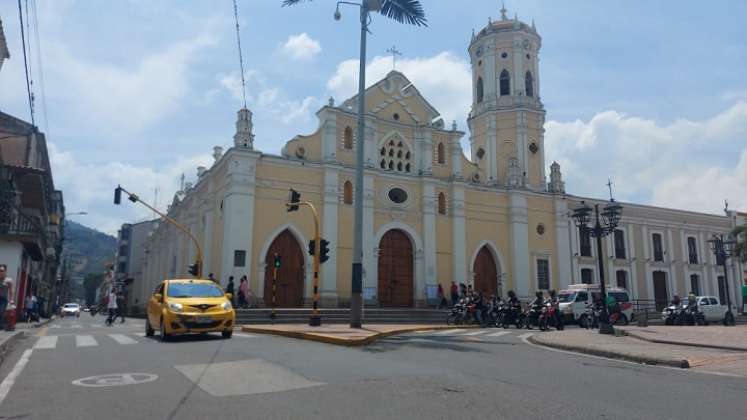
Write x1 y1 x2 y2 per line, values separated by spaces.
557 284 634 325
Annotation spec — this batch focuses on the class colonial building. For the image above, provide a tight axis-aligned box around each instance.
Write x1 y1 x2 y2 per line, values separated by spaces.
115 219 157 314
140 8 745 313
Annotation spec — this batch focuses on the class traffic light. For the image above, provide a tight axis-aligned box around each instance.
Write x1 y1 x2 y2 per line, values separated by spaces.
273 254 282 268
187 261 200 276
308 240 316 256
287 189 301 212
319 239 330 264
114 186 122 205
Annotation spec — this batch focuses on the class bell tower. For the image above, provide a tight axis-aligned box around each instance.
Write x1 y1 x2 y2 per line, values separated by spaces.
467 5 546 189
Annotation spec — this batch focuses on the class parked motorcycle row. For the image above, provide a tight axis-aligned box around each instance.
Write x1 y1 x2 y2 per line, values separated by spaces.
663 300 707 326
446 290 566 332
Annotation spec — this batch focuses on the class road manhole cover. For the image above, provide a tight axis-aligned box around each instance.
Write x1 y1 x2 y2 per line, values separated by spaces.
72 373 158 387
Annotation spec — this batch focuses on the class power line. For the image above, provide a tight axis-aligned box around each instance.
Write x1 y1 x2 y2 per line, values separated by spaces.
31 0 49 137
17 0 35 126
232 0 247 108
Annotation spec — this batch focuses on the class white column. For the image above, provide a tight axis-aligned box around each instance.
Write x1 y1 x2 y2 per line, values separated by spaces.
220 153 257 283
642 226 653 300
509 192 530 298
321 168 339 304
451 185 467 285
570 219 579 284
486 117 498 184
553 198 571 289
319 110 337 162
422 182 437 293
203 209 214 276
667 228 677 296
362 173 376 298
626 224 639 299
363 115 377 168
449 136 463 179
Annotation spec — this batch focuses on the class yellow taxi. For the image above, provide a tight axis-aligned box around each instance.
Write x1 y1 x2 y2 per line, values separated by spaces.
145 279 235 340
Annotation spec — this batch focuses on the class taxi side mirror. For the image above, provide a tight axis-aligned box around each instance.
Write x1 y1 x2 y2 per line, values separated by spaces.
225 293 233 300
153 293 162 302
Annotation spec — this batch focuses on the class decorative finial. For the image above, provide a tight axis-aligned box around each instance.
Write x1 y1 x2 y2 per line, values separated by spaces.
328 96 335 107
452 120 457 131
386 45 402 70
606 178 614 201
179 174 185 191
500 2 508 20
488 16 492 24
724 199 729 213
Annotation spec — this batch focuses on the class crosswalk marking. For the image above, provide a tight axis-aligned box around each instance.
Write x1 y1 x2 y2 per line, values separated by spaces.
108 334 137 345
75 335 97 347
134 332 146 337
234 333 256 338
462 330 489 336
486 331 510 338
434 328 467 335
516 333 534 340
33 336 58 349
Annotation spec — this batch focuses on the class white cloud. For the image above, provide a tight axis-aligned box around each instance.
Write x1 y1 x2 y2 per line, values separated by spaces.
326 51 472 128
49 143 213 235
280 33 321 61
545 101 747 215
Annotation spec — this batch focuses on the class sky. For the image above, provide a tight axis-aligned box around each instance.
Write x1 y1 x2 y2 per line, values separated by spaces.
1 0 746 234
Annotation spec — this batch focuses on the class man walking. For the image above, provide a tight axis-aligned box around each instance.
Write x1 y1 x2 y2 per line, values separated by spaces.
225 276 235 307
105 289 118 326
116 292 126 323
0 264 15 330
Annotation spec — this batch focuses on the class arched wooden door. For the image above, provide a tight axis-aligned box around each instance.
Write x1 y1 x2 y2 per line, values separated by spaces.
264 229 305 307
377 230 413 307
473 246 498 297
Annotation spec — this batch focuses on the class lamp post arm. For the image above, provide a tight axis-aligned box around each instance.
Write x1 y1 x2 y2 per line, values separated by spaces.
118 186 203 277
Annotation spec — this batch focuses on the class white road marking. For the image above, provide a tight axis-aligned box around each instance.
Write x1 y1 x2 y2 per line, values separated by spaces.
0 349 32 406
434 329 467 335
234 333 256 338
108 334 137 345
517 333 534 340
49 325 61 329
462 330 489 336
33 336 58 349
486 331 510 338
75 335 98 347
70 325 82 329
134 332 146 337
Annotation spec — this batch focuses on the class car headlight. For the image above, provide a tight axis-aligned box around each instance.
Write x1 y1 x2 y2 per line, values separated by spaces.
222 301 232 310
168 302 183 312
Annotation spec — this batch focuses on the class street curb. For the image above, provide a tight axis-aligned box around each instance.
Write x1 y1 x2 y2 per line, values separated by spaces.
624 330 747 353
241 325 477 347
527 335 690 369
0 331 26 367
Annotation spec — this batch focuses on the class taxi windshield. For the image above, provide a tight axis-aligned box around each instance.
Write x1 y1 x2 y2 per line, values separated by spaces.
167 283 224 298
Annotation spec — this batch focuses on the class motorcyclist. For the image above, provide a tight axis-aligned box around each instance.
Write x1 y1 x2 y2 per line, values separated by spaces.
506 290 521 324
671 295 681 307
474 291 486 326
687 292 697 308
546 289 564 330
528 291 544 325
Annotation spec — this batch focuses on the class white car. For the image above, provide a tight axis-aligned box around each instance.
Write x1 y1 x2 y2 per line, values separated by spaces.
661 296 725 324
558 284 634 325
61 303 81 318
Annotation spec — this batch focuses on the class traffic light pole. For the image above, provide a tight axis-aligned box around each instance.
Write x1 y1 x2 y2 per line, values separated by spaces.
114 185 204 278
286 200 322 327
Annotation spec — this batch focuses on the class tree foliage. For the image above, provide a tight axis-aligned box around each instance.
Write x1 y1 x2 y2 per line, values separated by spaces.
282 0 427 26
732 224 747 263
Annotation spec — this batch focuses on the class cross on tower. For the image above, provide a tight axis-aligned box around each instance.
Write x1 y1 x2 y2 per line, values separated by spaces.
606 179 614 200
386 45 402 70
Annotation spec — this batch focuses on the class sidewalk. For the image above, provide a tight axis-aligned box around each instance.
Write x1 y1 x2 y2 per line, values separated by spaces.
528 329 747 373
241 323 469 346
619 325 747 352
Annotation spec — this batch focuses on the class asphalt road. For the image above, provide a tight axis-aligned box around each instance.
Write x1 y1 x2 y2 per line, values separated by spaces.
0 316 745 420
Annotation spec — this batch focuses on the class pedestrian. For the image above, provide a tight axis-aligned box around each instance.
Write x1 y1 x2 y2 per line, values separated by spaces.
459 283 467 299
105 289 118 326
238 276 248 308
25 293 37 322
225 276 235 306
0 264 15 331
467 284 474 298
437 284 447 309
450 281 459 307
116 293 126 323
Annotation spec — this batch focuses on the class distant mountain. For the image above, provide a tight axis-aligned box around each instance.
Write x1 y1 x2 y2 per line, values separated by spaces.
64 221 117 277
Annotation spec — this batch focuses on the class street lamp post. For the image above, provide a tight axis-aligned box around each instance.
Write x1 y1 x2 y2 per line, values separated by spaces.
707 234 737 326
571 199 623 335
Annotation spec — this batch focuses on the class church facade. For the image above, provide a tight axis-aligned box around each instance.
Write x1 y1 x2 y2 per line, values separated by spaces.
134 11 745 313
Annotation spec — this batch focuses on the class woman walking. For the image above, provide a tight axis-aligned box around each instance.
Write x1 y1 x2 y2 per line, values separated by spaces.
238 276 248 308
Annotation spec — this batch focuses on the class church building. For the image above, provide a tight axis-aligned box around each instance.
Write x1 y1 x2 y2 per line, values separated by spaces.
136 8 745 313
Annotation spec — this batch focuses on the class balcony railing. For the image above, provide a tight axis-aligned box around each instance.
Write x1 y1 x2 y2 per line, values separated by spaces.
0 214 40 236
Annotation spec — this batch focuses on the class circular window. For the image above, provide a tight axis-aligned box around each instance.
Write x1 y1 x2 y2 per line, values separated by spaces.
388 188 408 204
393 113 400 121
501 52 507 59
529 143 538 154
537 224 545 235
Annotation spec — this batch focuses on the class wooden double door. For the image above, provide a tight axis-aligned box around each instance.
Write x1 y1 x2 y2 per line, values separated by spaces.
264 229 305 307
473 246 498 297
377 230 414 307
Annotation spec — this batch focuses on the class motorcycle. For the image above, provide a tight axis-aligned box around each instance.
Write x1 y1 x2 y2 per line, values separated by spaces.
578 303 598 329
525 303 542 330
663 304 679 326
537 303 551 331
501 304 525 329
684 304 707 326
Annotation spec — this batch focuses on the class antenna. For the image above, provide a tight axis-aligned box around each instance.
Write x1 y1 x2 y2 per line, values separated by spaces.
232 0 248 108
606 178 614 201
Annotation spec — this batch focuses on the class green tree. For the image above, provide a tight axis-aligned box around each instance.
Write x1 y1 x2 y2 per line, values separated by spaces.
282 0 427 26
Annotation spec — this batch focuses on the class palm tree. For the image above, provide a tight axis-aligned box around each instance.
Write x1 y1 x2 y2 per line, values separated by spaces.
732 224 747 262
282 0 426 328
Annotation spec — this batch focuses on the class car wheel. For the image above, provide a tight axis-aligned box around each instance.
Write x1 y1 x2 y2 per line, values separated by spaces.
221 330 233 339
160 318 171 342
145 319 155 337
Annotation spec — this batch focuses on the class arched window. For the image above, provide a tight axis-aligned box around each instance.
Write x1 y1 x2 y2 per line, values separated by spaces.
438 192 446 215
525 71 534 97
343 181 353 205
476 77 484 103
343 126 353 149
437 143 445 164
499 70 510 96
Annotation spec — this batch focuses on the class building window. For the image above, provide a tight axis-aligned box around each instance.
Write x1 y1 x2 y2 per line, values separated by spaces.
687 237 698 264
119 245 128 257
537 259 550 290
525 71 534 97
437 143 445 164
117 262 127 274
616 270 627 289
614 229 626 259
717 276 726 304
234 250 246 267
343 181 353 205
652 233 664 262
690 274 700 295
476 77 484 103
437 192 446 215
581 268 593 284
388 187 408 204
343 126 353 150
380 135 412 173
499 69 510 96
579 228 592 257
